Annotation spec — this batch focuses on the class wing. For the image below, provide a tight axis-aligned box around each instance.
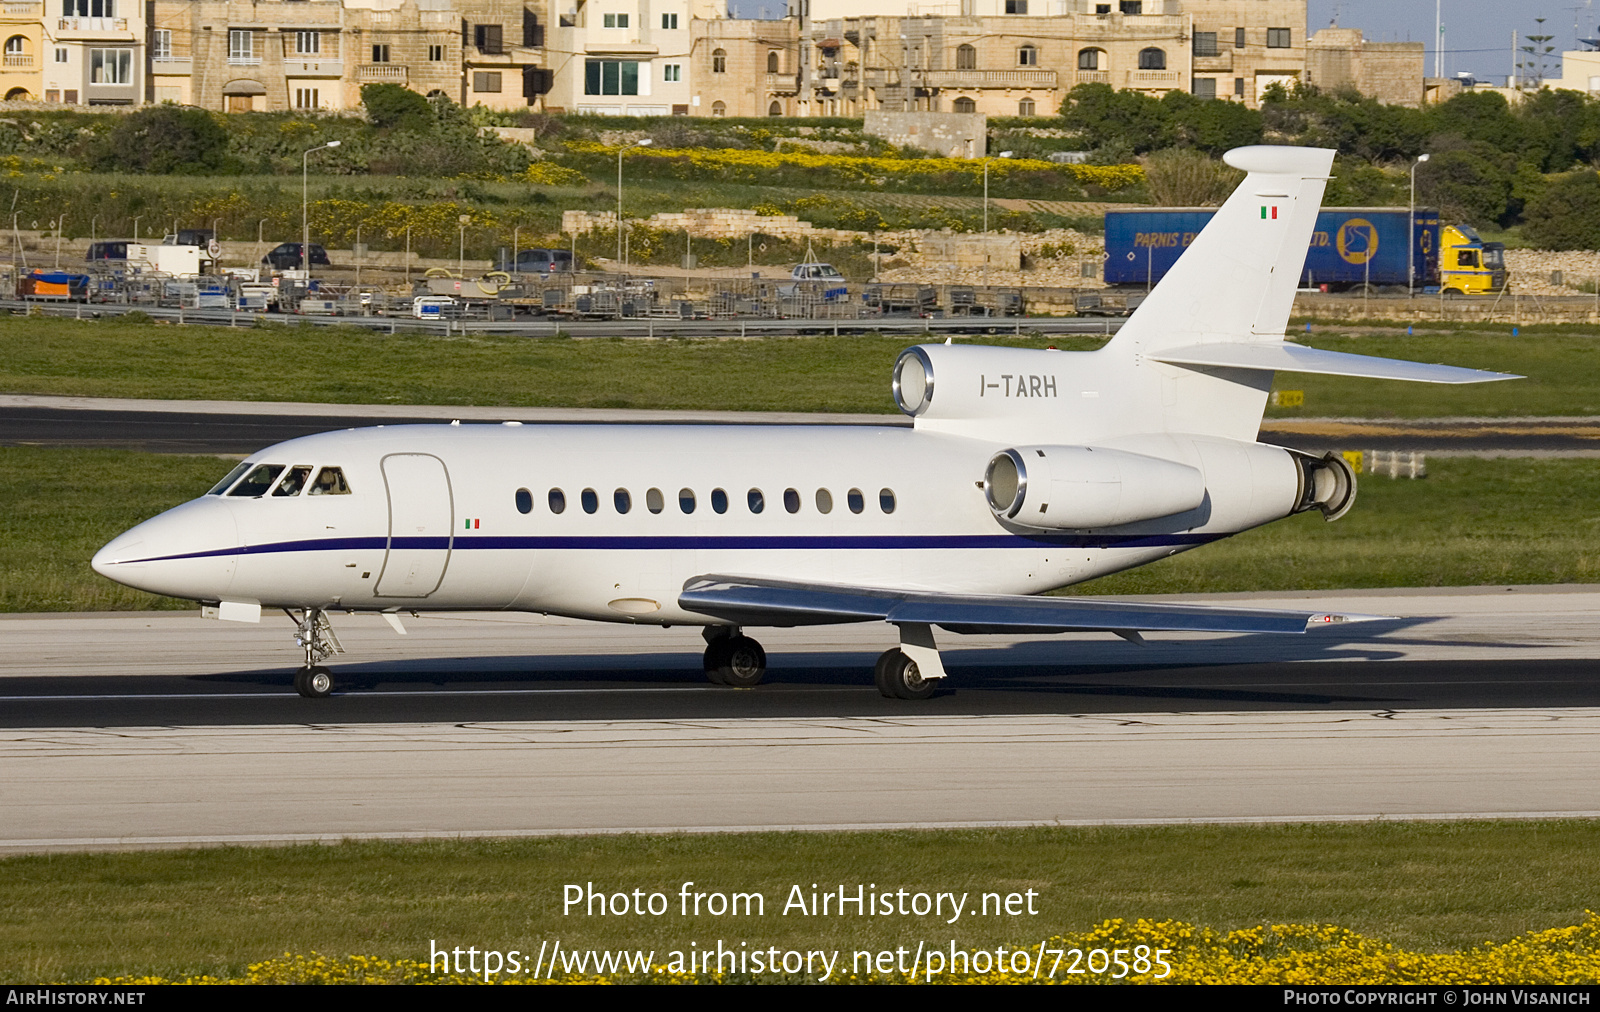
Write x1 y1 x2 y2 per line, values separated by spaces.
678 575 1378 637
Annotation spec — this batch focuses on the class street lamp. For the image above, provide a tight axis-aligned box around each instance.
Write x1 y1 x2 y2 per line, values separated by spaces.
617 138 652 268
983 151 1013 288
458 213 471 276
1409 153 1430 297
132 215 142 242
302 140 341 274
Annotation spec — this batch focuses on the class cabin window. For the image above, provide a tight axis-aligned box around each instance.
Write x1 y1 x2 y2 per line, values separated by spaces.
229 463 284 497
308 467 351 495
548 488 566 513
815 488 833 514
679 488 696 513
879 488 896 513
646 488 664 513
847 488 865 514
748 488 765 513
783 488 801 514
516 488 533 514
614 488 632 514
711 488 728 514
207 461 252 495
273 466 313 497
581 488 599 514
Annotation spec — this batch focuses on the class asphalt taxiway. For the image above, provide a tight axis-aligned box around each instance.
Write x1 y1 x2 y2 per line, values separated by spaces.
4 586 1599 852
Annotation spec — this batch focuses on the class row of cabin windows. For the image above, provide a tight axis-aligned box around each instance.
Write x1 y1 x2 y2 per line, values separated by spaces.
515 486 896 517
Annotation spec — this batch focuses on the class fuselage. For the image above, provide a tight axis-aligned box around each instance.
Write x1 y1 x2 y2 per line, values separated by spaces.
92 420 1304 626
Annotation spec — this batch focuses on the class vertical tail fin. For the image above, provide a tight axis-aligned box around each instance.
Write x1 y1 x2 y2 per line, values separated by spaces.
1107 146 1335 357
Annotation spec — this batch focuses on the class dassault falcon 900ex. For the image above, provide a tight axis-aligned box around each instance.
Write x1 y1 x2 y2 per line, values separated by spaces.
93 146 1517 699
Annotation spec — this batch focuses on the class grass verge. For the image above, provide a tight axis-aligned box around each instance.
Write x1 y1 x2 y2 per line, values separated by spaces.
7 450 1598 612
4 821 1600 982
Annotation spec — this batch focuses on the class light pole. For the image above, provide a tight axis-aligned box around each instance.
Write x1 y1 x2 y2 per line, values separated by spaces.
53 216 61 268
458 213 470 276
302 140 340 274
132 215 142 242
89 215 96 248
258 218 267 274
1409 153 1430 297
512 225 519 273
617 138 652 268
983 150 1013 288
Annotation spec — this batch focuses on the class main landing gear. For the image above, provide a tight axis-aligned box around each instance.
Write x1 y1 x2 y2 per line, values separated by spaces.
288 607 344 698
703 627 767 687
874 648 936 700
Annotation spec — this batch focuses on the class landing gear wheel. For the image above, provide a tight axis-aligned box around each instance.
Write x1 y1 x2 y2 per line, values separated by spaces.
294 665 333 699
881 649 936 700
874 648 901 698
703 640 729 685
714 635 767 688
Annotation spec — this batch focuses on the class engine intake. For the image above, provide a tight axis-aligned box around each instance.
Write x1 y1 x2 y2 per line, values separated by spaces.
983 445 1207 529
1293 451 1357 521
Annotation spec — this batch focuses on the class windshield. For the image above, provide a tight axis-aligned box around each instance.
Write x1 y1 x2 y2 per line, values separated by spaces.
1483 248 1505 269
206 461 252 495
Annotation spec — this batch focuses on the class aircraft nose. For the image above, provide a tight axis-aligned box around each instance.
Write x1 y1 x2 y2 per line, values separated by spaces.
92 498 240 599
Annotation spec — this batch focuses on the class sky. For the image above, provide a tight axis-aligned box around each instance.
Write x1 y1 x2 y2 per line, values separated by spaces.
726 1 1587 87
1308 0 1586 85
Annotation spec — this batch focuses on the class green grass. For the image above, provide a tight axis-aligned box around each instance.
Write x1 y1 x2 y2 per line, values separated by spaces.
4 822 1600 982
8 449 1599 612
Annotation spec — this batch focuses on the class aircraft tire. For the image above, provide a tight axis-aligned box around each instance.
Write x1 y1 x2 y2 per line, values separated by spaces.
716 636 767 688
294 665 333 699
874 649 901 697
885 651 936 701
702 641 729 685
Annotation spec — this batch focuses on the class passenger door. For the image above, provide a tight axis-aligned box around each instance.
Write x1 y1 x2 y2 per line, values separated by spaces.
374 453 454 598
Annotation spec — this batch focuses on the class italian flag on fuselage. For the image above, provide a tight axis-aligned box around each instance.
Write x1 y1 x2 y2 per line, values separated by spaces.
1261 205 1279 219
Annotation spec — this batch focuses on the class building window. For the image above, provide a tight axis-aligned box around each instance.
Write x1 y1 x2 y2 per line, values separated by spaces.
54 47 67 63
1192 76 1216 99
294 31 319 55
429 44 444 61
88 48 131 84
44 89 58 102
583 59 638 95
768 100 781 115
602 13 629 28
474 71 502 92
953 96 976 112
1004 0 1026 12
294 87 319 108
1138 47 1165 70
151 29 171 60
1193 32 1216 57
1234 76 1244 96
661 12 677 28
712 99 725 115
1235 27 1245 48
64 89 76 102
663 63 680 82
1267 27 1291 48
1017 45 1036 66
474 24 503 54
712 48 726 72
5 35 24 57
1077 48 1100 70
228 30 254 64
1018 97 1035 115
956 43 976 69
1095 3 1109 11
371 44 389 62
767 50 778 72
1118 0 1140 12
62 0 114 15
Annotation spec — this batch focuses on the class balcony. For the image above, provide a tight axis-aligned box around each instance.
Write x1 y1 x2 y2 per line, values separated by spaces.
912 68 1058 89
2 53 32 68
2 2 40 16
765 72 798 94
358 63 407 83
1126 69 1181 87
1193 52 1233 72
284 59 343 77
1075 69 1110 85
227 56 261 66
152 55 191 74
56 16 130 37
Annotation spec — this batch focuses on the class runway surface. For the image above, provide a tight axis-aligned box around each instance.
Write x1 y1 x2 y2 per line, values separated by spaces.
4 585 1600 851
1 394 1595 455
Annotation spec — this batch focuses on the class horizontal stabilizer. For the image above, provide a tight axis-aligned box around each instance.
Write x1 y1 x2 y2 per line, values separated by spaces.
1150 342 1521 384
680 575 1386 636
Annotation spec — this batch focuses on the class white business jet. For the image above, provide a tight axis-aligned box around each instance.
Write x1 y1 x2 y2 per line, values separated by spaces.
93 146 1515 699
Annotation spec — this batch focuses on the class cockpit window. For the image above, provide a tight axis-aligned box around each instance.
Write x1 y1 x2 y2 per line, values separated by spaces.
272 465 313 497
308 467 351 495
206 461 252 496
228 464 285 497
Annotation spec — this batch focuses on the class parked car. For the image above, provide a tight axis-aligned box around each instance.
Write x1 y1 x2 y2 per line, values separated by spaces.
262 243 331 269
495 248 575 274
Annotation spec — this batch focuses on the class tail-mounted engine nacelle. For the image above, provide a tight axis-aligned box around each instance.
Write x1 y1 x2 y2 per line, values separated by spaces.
1290 450 1358 521
984 444 1207 529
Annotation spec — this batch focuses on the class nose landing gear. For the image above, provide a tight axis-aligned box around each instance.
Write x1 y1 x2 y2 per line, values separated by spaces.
703 627 767 687
287 607 344 698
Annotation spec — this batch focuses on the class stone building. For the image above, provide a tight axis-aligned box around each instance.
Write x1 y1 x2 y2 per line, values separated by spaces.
1305 27 1423 106
42 0 146 105
0 1 42 101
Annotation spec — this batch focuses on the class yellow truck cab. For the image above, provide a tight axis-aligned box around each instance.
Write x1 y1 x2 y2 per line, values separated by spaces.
1439 224 1507 295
